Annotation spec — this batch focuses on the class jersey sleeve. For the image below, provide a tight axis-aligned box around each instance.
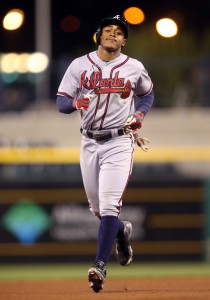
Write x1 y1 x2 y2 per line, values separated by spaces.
57 59 80 99
135 61 153 97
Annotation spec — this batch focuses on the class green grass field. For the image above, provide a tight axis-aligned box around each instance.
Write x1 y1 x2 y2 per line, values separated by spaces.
0 262 210 280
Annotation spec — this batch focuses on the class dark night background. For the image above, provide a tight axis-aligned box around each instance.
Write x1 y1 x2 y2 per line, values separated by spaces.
0 0 210 108
1 0 210 59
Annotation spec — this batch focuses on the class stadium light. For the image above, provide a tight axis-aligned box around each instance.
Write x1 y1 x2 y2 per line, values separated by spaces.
123 7 145 25
156 18 178 38
0 52 49 74
27 52 49 73
3 9 24 30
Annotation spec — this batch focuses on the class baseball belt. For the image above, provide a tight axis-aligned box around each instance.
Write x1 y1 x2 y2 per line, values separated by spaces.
80 127 125 141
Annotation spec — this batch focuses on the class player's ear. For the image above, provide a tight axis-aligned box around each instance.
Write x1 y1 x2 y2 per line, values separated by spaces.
121 39 126 48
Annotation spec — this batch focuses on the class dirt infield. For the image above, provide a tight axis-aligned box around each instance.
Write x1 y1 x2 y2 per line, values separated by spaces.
0 277 210 300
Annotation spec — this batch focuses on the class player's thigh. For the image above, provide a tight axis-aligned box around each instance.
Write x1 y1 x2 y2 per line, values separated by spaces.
80 137 100 209
99 136 134 216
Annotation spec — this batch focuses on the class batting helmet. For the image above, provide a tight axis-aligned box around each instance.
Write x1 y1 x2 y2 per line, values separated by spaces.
96 14 129 45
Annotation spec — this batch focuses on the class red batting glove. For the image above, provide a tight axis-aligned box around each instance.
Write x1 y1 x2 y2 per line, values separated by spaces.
73 96 90 110
125 111 144 130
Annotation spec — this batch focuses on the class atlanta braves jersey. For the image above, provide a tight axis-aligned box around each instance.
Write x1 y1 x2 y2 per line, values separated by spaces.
57 50 153 130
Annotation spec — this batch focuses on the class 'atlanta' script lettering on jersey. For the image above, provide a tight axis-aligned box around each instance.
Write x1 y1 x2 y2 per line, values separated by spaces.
81 71 131 98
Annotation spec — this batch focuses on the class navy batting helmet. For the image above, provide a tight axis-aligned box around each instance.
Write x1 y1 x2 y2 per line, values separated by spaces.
96 14 129 45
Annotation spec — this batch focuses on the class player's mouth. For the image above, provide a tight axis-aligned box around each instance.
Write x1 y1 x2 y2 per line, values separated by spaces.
106 38 117 42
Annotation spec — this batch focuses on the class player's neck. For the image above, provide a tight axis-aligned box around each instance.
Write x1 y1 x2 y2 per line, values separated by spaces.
97 47 121 61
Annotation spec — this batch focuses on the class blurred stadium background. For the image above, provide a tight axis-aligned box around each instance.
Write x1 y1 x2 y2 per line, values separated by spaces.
0 0 210 268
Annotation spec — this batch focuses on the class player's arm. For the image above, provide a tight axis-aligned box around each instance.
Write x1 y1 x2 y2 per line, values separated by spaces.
56 94 92 114
126 90 154 130
56 94 76 114
56 58 91 113
135 90 154 116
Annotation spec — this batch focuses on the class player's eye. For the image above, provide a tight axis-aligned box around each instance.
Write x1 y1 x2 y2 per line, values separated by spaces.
104 27 111 32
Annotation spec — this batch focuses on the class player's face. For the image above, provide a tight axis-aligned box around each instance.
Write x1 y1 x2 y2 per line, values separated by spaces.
100 25 126 51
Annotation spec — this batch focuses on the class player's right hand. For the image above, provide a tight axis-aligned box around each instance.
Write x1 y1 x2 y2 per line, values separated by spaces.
73 94 93 110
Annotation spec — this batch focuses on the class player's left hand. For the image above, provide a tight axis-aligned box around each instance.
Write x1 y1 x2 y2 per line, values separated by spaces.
125 111 144 130
133 131 150 152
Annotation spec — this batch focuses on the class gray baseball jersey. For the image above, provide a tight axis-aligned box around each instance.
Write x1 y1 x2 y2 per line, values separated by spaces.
57 50 153 217
57 50 153 130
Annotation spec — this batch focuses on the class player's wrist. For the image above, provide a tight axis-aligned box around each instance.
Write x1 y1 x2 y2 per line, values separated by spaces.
72 97 78 109
134 110 144 120
134 110 144 128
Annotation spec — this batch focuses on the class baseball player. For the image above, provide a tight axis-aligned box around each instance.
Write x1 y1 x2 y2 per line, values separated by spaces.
56 14 154 293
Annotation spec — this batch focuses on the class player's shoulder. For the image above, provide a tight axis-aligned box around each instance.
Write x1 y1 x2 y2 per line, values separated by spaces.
70 53 94 69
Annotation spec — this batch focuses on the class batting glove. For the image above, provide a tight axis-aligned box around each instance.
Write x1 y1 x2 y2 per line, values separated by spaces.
73 94 93 110
125 111 144 130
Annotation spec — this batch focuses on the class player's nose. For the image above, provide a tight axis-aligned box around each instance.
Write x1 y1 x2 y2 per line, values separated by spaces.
109 30 116 36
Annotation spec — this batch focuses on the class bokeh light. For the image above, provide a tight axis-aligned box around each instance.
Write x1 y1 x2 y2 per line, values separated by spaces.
17 53 30 73
156 18 178 37
123 7 145 25
1 53 19 73
0 53 49 74
3 9 24 30
60 15 80 33
27 53 49 73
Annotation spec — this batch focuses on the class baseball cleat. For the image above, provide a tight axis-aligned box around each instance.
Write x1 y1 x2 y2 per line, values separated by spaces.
88 260 106 293
116 221 133 266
